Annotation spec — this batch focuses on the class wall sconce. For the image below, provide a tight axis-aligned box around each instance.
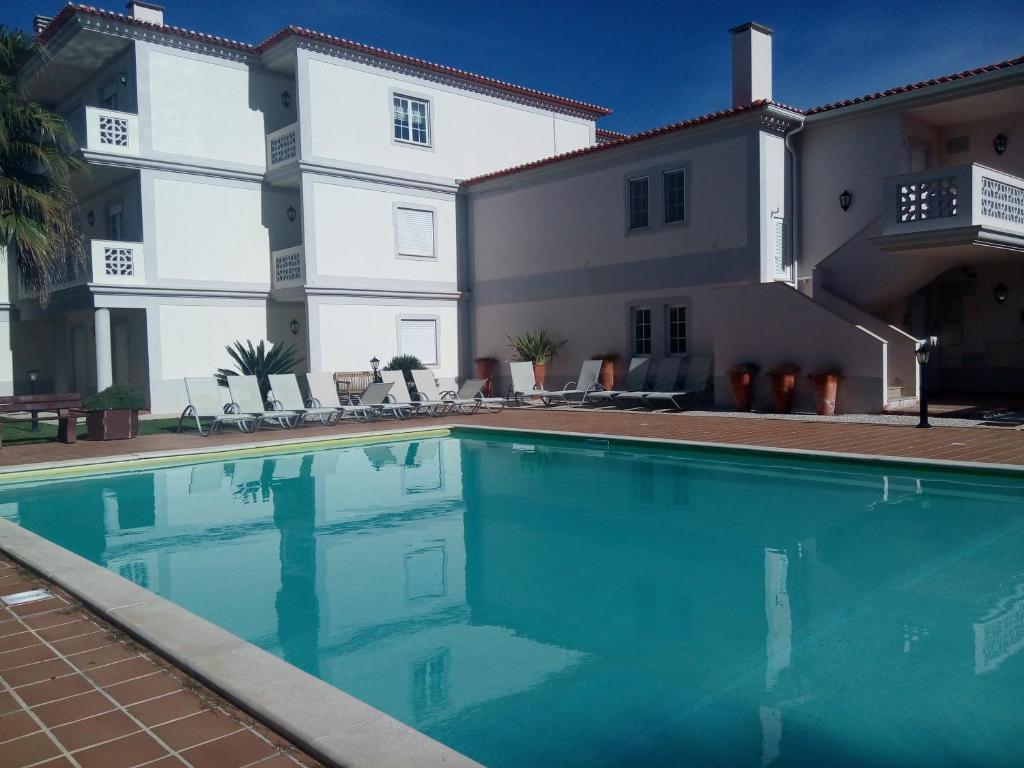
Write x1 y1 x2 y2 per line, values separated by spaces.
119 70 128 86
281 91 292 108
289 318 300 335
993 133 1008 155
994 283 1009 304
286 205 297 223
839 190 852 211
86 210 95 226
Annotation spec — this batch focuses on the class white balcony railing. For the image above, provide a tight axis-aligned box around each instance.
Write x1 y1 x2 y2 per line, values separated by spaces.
266 122 299 171
882 163 1024 242
90 240 145 286
271 246 304 289
70 106 140 157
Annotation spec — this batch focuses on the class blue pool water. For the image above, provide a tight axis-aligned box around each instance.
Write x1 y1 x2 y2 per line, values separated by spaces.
2 432 1024 767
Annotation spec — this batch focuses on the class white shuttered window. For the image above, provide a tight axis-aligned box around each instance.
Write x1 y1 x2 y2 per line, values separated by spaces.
399 319 438 365
395 207 435 258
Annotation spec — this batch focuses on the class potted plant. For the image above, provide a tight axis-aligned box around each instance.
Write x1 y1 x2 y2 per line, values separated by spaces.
474 356 499 397
727 363 758 411
592 353 619 390
809 366 842 416
766 363 801 413
82 385 145 441
507 331 566 390
215 339 303 402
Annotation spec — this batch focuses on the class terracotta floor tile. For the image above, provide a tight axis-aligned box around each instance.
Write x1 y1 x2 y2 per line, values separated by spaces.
0 630 37 653
85 656 158 687
152 709 243 751
0 618 27 638
0 643 57 671
105 673 181 706
17 674 93 707
37 620 99 642
50 632 111 656
3 657 75 688
72 730 169 768
127 691 206 727
9 597 68 617
32 690 118 728
180 729 276 768
51 709 140 753
0 581 38 595
68 643 139 672
248 754 307 767
23 611 88 631
138 758 190 768
0 708 41 743
33 758 76 768
0 689 19 716
0 730 61 767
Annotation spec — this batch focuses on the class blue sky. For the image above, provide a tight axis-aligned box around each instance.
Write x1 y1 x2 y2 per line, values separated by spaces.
5 0 1023 133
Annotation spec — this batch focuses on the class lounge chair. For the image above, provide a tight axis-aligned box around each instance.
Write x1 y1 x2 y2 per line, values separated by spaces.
455 378 505 413
615 358 682 408
382 370 446 416
584 358 650 405
302 373 378 422
355 382 415 419
508 361 547 404
227 375 300 429
641 357 713 410
537 360 604 406
177 377 259 436
411 370 483 415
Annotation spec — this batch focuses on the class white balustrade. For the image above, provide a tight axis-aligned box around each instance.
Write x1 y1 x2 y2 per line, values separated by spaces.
266 123 299 171
271 246 304 288
90 240 146 286
71 106 140 156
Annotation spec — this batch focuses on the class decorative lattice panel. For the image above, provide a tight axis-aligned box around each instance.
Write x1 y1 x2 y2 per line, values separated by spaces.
981 177 1024 226
270 129 297 166
98 115 129 147
103 246 135 277
899 177 958 221
274 250 302 283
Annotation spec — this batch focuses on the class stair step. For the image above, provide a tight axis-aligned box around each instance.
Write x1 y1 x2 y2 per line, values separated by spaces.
887 386 905 399
883 396 919 412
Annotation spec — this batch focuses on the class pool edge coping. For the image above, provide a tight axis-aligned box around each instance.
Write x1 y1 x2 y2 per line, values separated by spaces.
0 520 482 768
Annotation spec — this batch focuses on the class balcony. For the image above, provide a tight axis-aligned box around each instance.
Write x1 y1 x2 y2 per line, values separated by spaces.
70 106 140 157
14 240 145 301
271 246 304 289
873 164 1024 258
266 122 299 173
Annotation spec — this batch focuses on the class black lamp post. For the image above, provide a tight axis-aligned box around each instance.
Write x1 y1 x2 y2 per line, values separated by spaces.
915 336 937 429
370 356 381 383
27 369 39 431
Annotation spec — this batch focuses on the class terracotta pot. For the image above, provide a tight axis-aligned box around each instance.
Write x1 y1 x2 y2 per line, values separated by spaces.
729 372 754 412
811 373 840 416
86 409 139 441
474 358 497 397
532 363 547 390
597 359 616 390
769 372 798 413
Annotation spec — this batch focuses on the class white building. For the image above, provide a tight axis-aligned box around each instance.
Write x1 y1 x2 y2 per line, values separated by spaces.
8 1 606 412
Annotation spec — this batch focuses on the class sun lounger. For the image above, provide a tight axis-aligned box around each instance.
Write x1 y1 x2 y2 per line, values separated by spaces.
641 357 713 410
382 370 446 416
355 381 415 419
615 358 681 408
177 377 259 436
227 375 300 429
302 373 378 422
508 361 547 404
455 378 505 413
411 370 486 415
584 358 650 405
537 360 604 406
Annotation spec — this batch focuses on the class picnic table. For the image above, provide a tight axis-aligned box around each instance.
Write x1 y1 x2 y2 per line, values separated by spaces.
0 394 82 446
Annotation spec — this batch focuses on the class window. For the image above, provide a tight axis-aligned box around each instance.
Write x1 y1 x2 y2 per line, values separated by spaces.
393 95 430 146
399 318 438 365
668 306 687 355
628 177 649 229
664 169 685 223
106 203 123 240
632 308 652 355
395 207 435 258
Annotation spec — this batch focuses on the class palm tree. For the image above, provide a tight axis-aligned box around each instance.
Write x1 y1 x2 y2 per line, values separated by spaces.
0 27 83 301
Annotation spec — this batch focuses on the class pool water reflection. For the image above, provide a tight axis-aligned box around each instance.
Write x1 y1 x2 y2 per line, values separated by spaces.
2 434 1024 767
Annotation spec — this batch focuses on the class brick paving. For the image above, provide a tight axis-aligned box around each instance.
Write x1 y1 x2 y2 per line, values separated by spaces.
0 557 322 768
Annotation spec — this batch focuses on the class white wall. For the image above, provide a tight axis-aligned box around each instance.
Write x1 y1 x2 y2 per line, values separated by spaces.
303 52 593 180
149 175 270 284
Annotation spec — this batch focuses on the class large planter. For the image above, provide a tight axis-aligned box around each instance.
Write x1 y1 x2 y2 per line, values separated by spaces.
532 363 548 390
729 371 754 411
769 370 799 413
811 373 840 416
474 358 498 397
86 409 139 441
596 358 617 390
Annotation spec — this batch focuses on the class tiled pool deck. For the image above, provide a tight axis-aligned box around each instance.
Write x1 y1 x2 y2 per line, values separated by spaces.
1 408 1023 767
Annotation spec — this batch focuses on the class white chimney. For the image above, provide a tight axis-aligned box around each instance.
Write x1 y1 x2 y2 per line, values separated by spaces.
730 22 773 106
126 1 165 25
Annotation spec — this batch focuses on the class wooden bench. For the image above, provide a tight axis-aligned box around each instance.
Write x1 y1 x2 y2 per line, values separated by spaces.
333 371 374 398
0 394 82 446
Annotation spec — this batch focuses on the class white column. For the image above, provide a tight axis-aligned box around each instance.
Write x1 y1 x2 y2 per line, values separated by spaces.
94 307 113 392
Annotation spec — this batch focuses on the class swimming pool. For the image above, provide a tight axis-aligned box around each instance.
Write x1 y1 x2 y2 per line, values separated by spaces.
2 430 1023 767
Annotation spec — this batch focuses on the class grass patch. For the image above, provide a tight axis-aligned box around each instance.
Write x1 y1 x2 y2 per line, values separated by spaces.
1 417 183 446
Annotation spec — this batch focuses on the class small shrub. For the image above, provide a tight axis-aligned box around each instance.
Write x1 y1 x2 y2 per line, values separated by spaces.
82 385 146 411
383 354 423 374
507 331 566 365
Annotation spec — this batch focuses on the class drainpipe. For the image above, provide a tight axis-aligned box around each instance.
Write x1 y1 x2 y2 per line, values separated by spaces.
784 120 807 293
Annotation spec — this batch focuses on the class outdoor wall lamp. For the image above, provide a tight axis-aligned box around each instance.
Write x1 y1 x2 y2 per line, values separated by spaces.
286 205 297 223
281 91 292 108
839 190 853 211
994 283 1009 304
119 70 128 86
370 356 382 383
289 318 300 335
86 210 95 226
915 335 937 429
27 369 39 384
993 133 1008 155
